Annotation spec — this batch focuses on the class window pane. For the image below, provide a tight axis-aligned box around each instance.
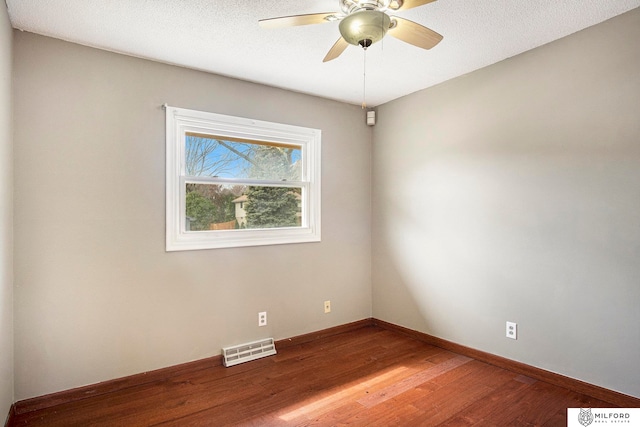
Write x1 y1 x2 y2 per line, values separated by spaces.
243 186 302 229
185 183 301 232
185 134 301 181
185 183 245 231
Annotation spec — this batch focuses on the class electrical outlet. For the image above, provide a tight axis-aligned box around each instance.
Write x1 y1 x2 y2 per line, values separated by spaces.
506 321 517 340
258 311 267 327
324 300 331 313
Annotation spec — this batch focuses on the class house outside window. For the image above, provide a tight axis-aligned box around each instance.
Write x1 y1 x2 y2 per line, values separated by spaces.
233 195 248 228
165 106 321 251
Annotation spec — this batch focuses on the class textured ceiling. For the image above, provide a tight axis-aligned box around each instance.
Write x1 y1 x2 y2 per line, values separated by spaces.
6 0 640 106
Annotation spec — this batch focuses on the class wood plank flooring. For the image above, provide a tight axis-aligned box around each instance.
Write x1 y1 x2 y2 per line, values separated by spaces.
9 325 621 426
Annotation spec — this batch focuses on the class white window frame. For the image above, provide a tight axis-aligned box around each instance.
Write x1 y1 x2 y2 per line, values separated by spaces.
165 106 321 251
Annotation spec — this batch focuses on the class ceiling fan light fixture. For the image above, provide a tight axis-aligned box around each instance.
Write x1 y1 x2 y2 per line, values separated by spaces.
339 10 391 47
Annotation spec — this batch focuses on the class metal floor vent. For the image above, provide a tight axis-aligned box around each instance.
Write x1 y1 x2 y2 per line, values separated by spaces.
222 338 277 367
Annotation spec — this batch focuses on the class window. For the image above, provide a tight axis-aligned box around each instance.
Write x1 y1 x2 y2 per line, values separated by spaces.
166 106 321 251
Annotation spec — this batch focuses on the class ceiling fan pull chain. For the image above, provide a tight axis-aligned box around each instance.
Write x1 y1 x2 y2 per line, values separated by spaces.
362 48 367 109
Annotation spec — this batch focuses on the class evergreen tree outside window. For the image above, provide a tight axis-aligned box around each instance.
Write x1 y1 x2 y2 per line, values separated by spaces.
166 106 321 251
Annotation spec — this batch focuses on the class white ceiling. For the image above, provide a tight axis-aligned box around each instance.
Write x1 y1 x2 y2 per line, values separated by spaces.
6 0 640 107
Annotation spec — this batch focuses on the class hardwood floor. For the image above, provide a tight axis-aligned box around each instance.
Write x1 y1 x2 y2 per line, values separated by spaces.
9 325 624 426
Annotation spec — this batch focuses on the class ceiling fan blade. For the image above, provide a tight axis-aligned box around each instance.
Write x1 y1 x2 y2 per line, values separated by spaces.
391 0 437 11
259 12 339 29
388 17 443 49
323 37 349 62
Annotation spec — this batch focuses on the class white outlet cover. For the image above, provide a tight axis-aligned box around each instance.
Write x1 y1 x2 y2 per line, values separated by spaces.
258 311 267 326
506 321 517 340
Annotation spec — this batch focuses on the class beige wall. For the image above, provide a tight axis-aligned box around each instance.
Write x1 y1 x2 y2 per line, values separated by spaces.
372 8 640 398
13 32 372 400
0 1 14 420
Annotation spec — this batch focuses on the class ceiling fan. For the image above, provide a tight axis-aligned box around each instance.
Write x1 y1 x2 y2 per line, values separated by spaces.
259 0 443 62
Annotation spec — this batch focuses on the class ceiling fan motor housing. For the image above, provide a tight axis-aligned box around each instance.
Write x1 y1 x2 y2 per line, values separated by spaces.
339 10 391 47
339 0 396 14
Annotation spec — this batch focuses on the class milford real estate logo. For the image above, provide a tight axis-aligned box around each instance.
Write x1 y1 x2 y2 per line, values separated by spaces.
568 408 638 426
578 408 593 427
578 408 594 426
